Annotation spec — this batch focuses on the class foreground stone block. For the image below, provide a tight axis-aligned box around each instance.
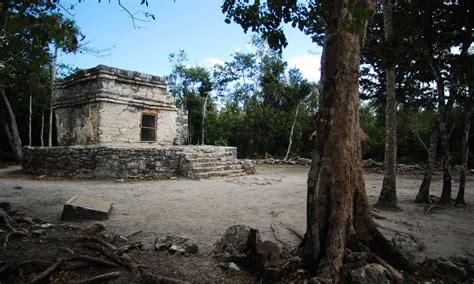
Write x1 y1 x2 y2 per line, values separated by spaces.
62 195 112 221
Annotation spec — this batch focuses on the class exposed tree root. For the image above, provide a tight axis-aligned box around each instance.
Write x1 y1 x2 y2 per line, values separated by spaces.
66 271 122 283
0 209 17 232
31 257 64 284
424 204 448 215
269 223 288 246
3 230 28 248
68 255 119 268
361 245 404 283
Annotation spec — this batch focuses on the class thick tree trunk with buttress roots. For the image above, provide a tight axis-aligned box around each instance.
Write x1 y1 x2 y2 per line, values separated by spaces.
377 0 398 209
302 0 410 281
415 126 438 203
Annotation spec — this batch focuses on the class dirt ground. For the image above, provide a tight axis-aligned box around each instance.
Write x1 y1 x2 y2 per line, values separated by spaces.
1 164 473 263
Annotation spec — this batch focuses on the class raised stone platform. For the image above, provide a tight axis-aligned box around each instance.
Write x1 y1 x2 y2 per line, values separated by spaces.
22 145 249 179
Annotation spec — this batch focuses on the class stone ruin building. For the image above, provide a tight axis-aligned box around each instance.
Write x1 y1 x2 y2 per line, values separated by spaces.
22 65 251 179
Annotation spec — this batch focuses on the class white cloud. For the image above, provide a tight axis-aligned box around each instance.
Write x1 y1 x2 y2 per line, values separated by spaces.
287 54 321 82
202 57 224 68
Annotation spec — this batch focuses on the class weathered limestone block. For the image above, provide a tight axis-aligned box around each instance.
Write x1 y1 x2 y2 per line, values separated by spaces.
62 195 112 221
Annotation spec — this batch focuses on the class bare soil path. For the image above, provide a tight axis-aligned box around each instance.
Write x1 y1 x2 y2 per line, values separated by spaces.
1 164 473 261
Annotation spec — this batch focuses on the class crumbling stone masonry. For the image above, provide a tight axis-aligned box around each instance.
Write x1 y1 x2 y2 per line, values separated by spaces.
53 65 188 146
22 65 252 179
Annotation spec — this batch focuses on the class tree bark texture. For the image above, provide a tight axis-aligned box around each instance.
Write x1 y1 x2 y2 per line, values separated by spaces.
48 45 58 147
40 111 44 147
303 1 409 281
415 125 438 203
284 101 301 160
1 88 22 163
431 63 453 205
377 0 398 209
28 93 32 146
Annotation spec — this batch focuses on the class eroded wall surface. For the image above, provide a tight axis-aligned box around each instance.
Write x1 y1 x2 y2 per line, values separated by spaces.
53 65 186 146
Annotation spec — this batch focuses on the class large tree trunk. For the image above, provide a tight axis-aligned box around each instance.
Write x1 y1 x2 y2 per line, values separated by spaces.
415 125 438 203
48 45 58 147
303 1 409 281
1 88 22 163
284 101 301 160
376 0 398 209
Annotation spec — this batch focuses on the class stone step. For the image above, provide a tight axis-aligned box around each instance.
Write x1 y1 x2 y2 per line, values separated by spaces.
193 169 246 179
187 157 235 163
191 160 242 168
193 164 244 173
184 152 236 159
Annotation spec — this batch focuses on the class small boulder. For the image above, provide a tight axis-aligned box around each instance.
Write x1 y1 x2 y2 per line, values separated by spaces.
82 222 106 235
240 160 257 174
351 263 391 284
214 225 260 255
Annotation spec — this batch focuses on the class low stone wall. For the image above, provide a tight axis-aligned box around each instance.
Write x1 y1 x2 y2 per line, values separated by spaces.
22 145 239 179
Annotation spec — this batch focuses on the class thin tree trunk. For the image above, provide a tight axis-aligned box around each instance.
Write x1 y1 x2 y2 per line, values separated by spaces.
284 101 301 160
455 107 471 205
1 88 22 163
201 93 208 145
376 0 398 209
430 62 453 206
40 111 45 147
48 45 58 147
302 1 409 281
415 125 438 203
28 92 32 146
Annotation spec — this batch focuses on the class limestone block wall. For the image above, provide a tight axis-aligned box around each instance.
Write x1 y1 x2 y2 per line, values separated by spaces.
55 104 99 145
175 109 189 145
22 146 187 179
53 65 187 146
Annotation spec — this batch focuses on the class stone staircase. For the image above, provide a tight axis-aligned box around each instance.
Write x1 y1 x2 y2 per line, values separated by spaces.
180 146 247 179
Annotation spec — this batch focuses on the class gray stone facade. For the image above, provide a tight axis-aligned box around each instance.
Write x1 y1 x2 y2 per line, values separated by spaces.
53 65 188 146
22 145 243 179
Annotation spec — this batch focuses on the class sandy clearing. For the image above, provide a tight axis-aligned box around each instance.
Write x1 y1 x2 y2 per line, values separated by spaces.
0 164 473 260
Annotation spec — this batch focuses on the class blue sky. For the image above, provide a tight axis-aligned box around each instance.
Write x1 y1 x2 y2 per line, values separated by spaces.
60 0 322 82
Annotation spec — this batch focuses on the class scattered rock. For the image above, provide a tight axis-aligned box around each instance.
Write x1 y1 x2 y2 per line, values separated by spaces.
169 244 186 254
61 195 112 221
214 225 260 255
240 159 257 174
255 240 282 268
391 232 425 263
82 222 106 235
154 235 198 255
115 178 125 182
351 263 392 284
228 262 241 271
32 229 46 236
169 176 178 180
13 186 22 190
40 223 54 228
429 257 467 281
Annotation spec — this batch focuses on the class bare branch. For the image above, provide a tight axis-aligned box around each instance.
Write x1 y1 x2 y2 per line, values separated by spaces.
414 113 430 153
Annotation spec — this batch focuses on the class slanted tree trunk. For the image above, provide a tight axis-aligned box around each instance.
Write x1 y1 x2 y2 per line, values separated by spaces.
40 111 45 147
28 92 32 146
415 125 438 203
284 101 301 161
376 0 398 209
48 45 58 147
303 1 409 281
1 88 22 163
201 93 208 145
